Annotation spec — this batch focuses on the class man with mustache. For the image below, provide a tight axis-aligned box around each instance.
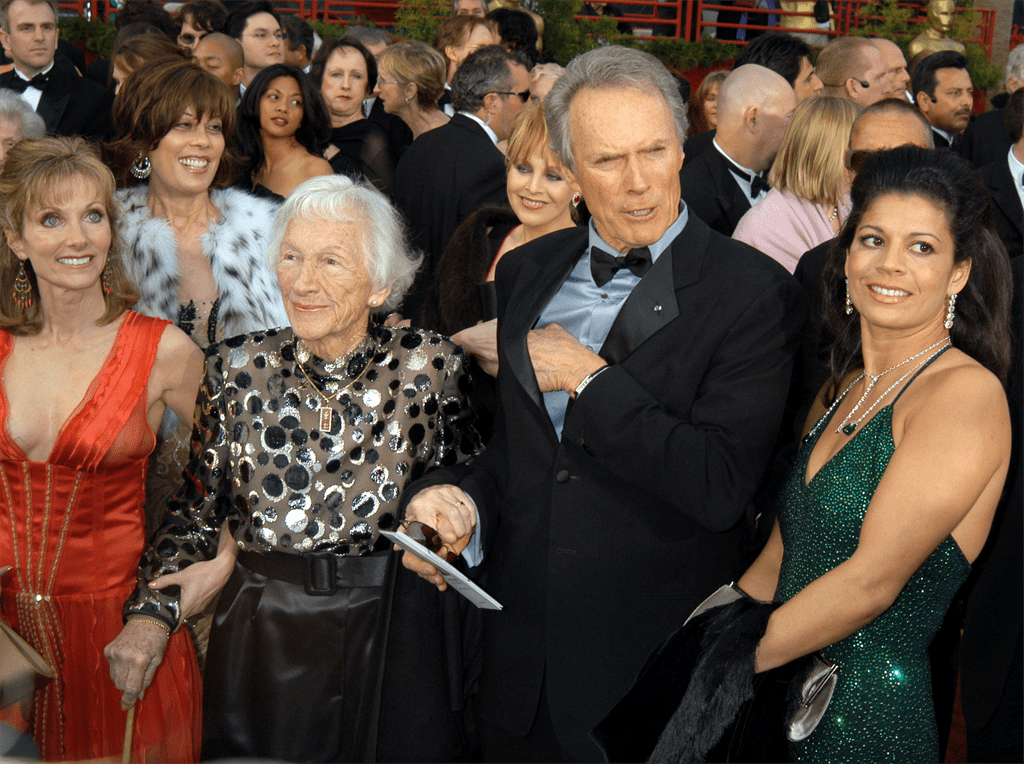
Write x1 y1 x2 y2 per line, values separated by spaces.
912 50 974 149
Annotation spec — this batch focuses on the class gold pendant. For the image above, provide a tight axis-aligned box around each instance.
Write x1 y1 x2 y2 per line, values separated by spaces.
319 406 332 432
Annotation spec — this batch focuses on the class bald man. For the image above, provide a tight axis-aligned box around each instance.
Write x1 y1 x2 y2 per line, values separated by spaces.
192 32 245 100
680 64 797 235
816 36 890 107
873 37 911 99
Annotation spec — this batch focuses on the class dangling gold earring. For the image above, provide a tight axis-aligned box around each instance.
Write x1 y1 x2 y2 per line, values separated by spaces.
13 261 32 309
101 261 113 296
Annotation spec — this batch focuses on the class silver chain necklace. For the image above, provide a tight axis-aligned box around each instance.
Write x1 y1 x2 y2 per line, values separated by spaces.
831 337 951 435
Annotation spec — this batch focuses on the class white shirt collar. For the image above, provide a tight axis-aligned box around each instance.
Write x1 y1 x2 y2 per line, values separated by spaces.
712 137 766 204
458 111 499 146
932 126 953 145
14 59 54 82
1008 145 1024 213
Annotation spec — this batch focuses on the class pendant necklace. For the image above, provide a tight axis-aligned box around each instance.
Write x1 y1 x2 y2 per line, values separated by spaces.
833 337 951 436
294 338 374 431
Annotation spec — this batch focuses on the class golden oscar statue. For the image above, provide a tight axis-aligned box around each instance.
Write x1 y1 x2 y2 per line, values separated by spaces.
907 0 966 58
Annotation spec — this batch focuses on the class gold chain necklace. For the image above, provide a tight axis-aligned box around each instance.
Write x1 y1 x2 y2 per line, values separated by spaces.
294 338 374 431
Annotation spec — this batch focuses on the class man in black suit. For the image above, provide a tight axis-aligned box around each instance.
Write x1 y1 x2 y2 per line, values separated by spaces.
680 63 795 235
911 50 974 150
0 0 113 140
957 45 1022 169
978 89 1024 258
393 45 529 323
399 46 805 762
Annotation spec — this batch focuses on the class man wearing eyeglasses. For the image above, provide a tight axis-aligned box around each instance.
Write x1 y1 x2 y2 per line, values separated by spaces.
393 44 531 324
815 36 890 107
224 0 284 89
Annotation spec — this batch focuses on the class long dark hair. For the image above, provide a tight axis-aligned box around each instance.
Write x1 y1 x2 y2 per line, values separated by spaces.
820 146 1013 400
235 64 331 181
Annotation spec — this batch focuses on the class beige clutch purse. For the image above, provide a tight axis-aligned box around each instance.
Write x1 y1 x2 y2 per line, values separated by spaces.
0 566 54 708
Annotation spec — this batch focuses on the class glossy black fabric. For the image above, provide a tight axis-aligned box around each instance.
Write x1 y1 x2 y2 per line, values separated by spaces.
327 120 396 197
366 97 413 165
957 108 1012 169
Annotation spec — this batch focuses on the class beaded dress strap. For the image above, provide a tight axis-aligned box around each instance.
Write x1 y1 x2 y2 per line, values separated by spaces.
891 345 952 404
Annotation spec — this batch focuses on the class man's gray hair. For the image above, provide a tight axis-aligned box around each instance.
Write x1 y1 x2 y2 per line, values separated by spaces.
1006 44 1024 87
544 45 688 173
266 175 422 313
343 25 390 49
451 45 525 113
0 88 46 140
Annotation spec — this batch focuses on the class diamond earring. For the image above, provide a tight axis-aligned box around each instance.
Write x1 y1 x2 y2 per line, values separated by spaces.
944 293 957 329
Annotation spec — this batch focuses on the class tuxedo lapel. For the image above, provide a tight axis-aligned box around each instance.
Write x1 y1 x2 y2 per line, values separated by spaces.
990 157 1024 238
707 151 751 232
36 88 70 133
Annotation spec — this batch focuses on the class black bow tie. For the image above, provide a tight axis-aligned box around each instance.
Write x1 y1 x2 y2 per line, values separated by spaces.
590 245 652 287
723 156 770 199
8 72 48 93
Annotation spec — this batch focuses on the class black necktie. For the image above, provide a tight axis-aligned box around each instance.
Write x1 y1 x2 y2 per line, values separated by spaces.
8 73 48 94
590 245 652 287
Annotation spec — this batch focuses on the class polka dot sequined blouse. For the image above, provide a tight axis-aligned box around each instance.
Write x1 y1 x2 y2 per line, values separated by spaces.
126 323 480 628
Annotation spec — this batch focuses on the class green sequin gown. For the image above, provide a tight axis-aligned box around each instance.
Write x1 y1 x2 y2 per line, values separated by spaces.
775 359 970 763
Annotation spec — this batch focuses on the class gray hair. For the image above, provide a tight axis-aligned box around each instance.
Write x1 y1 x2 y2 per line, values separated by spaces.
544 46 688 173
0 89 46 140
451 45 524 112
266 175 422 314
343 25 390 49
1006 44 1024 87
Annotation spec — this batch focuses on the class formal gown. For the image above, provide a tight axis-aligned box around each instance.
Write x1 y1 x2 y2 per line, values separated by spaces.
0 312 202 762
775 350 970 763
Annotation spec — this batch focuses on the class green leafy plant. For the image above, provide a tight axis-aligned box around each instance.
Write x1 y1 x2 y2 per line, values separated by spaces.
59 17 116 58
311 18 377 39
394 0 451 42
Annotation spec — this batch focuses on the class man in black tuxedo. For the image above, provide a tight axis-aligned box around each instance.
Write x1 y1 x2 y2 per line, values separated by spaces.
978 89 1023 258
0 0 113 140
957 45 1022 169
393 44 529 323
399 46 805 762
911 50 974 150
680 63 795 235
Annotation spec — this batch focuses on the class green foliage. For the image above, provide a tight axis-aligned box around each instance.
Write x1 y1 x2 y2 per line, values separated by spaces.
615 36 736 72
59 17 115 58
394 0 451 43
311 18 377 39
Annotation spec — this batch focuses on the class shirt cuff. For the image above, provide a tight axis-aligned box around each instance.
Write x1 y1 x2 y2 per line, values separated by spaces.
460 494 484 568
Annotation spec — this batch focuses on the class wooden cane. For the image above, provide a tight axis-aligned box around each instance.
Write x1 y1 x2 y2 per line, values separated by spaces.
122 704 136 764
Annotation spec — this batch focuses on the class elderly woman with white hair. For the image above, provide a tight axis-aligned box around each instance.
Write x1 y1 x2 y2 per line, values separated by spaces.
111 174 481 761
0 89 46 168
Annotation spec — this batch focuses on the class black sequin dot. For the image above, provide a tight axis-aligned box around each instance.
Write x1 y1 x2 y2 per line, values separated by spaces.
225 335 246 348
423 398 438 415
403 387 416 398
406 403 420 418
349 521 373 540
414 374 431 390
320 437 335 451
291 429 308 446
240 461 253 483
262 474 284 498
285 465 310 490
377 513 396 530
366 369 378 382
257 453 270 466
329 512 345 529
350 446 365 465
340 470 355 488
254 355 267 369
236 371 252 389
247 396 263 415
380 483 399 502
264 426 287 449
325 459 341 473
400 332 422 349
280 534 292 547
408 424 425 445
281 415 299 429
389 358 400 371
383 400 396 416
366 449 379 464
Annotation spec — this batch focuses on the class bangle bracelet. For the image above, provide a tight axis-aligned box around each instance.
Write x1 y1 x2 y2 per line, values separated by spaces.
129 616 171 636
573 367 606 399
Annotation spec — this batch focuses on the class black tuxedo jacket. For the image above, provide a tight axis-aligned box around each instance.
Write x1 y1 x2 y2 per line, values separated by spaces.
979 154 1023 258
930 127 958 150
683 127 715 162
392 114 507 323
403 217 806 759
957 108 1012 170
678 146 752 236
0 56 114 141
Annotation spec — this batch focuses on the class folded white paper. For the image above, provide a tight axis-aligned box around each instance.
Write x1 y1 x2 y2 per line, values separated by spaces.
381 531 502 610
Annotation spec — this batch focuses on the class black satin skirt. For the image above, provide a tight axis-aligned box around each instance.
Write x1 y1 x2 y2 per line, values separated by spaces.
200 549 478 763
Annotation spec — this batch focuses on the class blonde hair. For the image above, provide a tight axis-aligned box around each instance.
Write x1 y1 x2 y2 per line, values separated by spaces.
768 95 862 206
505 102 562 172
0 137 137 335
377 40 447 109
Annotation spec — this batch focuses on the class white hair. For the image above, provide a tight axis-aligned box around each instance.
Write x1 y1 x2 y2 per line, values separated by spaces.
1006 44 1024 86
266 175 422 313
0 89 46 140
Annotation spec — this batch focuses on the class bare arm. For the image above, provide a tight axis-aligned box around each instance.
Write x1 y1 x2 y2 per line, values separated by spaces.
148 325 205 429
738 520 784 602
754 363 1010 672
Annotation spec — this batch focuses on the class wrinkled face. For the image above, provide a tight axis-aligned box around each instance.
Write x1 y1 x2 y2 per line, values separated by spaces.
928 0 955 32
0 0 57 77
239 12 284 71
260 76 304 139
193 37 243 88
924 67 974 134
875 39 910 97
6 174 111 297
845 194 969 334
320 47 369 121
565 87 684 253
0 116 23 170
851 46 889 107
148 108 225 197
489 62 531 141
506 147 574 231
178 15 208 51
702 82 720 128
793 56 824 103
276 216 392 358
374 64 406 115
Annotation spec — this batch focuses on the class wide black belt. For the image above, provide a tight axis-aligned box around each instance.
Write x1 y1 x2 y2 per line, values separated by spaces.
237 550 388 596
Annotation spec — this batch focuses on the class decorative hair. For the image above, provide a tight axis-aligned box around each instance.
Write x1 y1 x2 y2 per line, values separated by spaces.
450 44 528 113
691 70 728 134
224 0 279 39
377 40 447 110
731 31 812 87
266 174 421 313
237 64 331 182
179 0 228 34
434 15 490 71
0 0 56 31
107 57 241 188
0 137 138 334
769 95 862 205
911 50 970 103
309 35 377 93
815 37 881 95
110 32 188 89
820 146 1012 398
0 88 46 147
1005 88 1024 144
545 45 688 173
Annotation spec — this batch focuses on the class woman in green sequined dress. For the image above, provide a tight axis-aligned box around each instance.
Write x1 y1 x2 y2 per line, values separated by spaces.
738 147 1013 763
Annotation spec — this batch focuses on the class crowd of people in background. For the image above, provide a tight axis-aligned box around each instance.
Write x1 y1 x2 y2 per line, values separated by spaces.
0 0 1020 761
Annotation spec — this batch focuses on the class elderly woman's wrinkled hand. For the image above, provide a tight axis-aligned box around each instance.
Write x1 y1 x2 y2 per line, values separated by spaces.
104 620 170 710
452 319 498 377
399 484 477 591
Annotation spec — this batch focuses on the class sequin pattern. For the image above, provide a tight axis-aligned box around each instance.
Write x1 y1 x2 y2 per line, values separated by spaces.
126 324 480 628
775 404 970 763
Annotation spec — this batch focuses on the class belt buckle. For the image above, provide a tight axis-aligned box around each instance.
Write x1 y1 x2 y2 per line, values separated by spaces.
304 553 338 596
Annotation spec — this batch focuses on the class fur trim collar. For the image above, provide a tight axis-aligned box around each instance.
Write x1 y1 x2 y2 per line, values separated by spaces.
118 185 289 342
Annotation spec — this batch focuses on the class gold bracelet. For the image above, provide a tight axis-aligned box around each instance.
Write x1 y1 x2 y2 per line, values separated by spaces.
128 616 171 636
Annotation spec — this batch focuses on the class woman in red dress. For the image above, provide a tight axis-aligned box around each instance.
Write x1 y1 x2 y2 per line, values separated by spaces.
0 137 203 762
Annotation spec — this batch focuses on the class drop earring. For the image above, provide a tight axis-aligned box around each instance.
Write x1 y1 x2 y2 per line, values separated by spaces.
130 152 151 179
101 261 113 296
571 193 581 209
944 293 957 329
13 262 32 308
845 278 854 315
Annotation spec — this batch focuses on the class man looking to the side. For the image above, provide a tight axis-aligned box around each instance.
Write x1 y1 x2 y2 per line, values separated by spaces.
912 49 974 148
